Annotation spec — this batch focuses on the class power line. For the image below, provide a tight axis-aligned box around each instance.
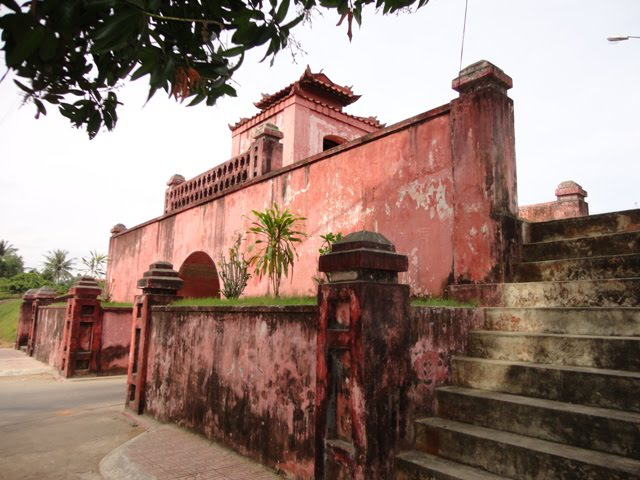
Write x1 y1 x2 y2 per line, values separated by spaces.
459 0 470 72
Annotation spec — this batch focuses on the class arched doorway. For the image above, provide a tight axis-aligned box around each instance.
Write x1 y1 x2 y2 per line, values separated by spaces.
177 251 220 298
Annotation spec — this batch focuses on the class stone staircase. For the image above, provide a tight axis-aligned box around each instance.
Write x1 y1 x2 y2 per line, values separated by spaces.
396 209 640 479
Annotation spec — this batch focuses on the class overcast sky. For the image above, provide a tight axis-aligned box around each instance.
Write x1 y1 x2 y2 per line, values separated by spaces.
1 0 639 271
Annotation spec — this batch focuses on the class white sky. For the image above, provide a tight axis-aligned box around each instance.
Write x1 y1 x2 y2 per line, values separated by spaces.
1 0 639 271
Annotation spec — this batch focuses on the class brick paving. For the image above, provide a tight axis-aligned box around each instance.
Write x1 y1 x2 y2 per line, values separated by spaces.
125 427 281 480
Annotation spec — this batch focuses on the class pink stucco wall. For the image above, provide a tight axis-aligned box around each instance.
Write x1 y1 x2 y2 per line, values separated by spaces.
99 307 132 374
144 305 317 479
108 62 519 303
32 306 65 369
109 106 456 302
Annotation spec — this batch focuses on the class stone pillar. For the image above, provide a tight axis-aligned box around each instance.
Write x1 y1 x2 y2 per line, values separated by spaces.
252 123 284 176
59 277 102 378
555 180 589 218
450 60 519 284
15 288 38 350
126 261 183 414
315 231 409 480
26 286 57 356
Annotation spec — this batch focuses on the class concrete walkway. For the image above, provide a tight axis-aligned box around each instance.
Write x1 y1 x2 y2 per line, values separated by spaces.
0 347 56 377
0 348 281 480
100 418 282 480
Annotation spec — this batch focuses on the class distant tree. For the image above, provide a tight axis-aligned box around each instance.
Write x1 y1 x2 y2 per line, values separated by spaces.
1 271 50 294
42 249 75 284
81 251 108 279
248 203 306 297
0 239 23 278
0 240 17 257
0 0 430 138
0 254 24 278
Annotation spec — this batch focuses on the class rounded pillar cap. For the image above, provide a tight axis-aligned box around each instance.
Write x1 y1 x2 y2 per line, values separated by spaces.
35 286 57 299
22 288 39 300
111 223 127 235
167 174 186 187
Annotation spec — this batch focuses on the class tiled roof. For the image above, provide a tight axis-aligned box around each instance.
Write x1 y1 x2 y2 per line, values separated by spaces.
229 67 383 131
254 66 360 111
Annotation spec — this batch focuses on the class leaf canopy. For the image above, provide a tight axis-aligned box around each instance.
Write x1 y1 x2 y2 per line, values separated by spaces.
0 0 429 138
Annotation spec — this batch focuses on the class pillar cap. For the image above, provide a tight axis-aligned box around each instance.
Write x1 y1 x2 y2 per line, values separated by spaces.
253 122 283 140
35 286 57 300
111 223 127 235
137 261 183 294
452 60 513 94
69 276 102 297
22 288 39 300
555 180 587 199
167 174 186 187
318 230 408 283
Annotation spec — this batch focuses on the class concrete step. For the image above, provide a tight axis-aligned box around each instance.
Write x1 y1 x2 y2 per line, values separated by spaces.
467 330 640 371
452 356 640 412
528 208 640 243
436 386 640 459
447 278 640 307
395 450 509 480
522 231 640 262
483 307 640 336
513 253 640 282
414 417 640 480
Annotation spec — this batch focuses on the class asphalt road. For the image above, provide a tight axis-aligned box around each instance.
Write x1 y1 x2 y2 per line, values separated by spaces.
0 349 142 480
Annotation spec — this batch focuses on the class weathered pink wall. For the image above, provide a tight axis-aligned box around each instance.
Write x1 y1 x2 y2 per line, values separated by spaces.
32 306 65 369
99 307 132 374
231 96 377 167
108 61 519 303
406 306 484 442
143 306 317 479
109 107 455 302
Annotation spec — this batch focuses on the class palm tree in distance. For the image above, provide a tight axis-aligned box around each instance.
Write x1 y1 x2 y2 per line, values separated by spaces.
81 251 108 279
0 240 17 257
43 249 75 284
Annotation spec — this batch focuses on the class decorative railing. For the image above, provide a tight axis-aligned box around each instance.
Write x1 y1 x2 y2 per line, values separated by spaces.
163 123 284 214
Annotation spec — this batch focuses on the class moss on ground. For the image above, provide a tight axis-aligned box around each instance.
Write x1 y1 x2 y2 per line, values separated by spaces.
411 297 476 307
171 296 317 307
102 301 133 308
0 299 21 347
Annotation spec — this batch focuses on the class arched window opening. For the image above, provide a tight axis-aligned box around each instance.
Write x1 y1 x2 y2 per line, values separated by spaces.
323 135 347 151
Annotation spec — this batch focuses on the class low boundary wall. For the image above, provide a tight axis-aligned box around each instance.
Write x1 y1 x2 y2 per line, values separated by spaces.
15 281 132 378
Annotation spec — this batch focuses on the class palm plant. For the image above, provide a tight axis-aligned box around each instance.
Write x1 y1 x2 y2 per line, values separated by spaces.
0 240 17 257
81 251 108 279
43 249 75 284
247 204 306 297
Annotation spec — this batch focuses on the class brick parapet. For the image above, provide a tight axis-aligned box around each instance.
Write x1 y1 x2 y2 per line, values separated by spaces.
519 181 589 222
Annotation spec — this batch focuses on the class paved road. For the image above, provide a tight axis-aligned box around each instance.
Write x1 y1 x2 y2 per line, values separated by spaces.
0 349 142 480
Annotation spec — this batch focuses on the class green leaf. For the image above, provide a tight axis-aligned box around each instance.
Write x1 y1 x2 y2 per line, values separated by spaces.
0 0 21 13
275 0 290 23
6 25 45 67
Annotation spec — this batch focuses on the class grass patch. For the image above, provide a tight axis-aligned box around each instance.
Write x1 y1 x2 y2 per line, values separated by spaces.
50 302 67 307
0 299 21 347
171 296 317 307
102 301 133 308
411 297 476 308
